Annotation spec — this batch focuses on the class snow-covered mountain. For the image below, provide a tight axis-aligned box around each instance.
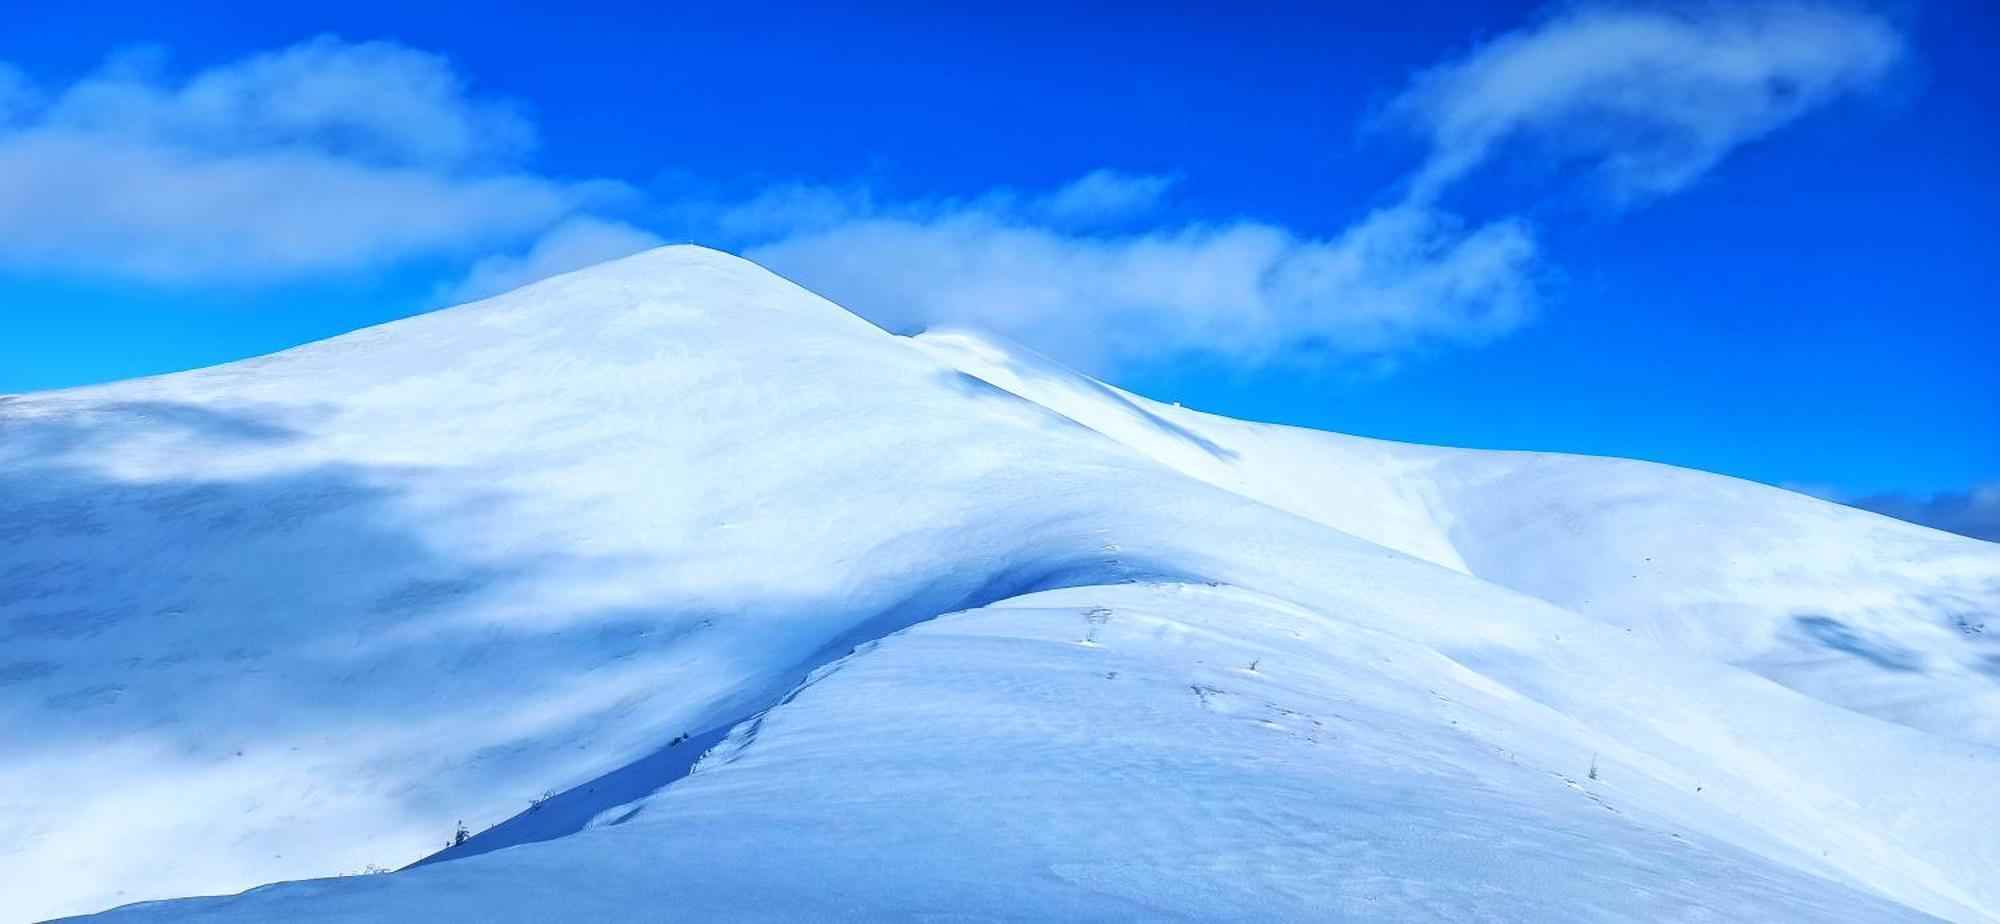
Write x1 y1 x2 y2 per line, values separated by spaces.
5 247 1996 923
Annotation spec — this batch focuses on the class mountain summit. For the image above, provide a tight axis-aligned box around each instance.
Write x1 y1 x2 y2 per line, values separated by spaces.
6 247 1997 922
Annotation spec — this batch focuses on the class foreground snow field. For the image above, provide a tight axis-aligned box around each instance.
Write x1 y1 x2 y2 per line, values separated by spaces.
4 247 1997 922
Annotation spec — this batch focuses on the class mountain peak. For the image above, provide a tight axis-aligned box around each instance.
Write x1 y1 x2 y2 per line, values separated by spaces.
8 239 2000 924
50 245 889 401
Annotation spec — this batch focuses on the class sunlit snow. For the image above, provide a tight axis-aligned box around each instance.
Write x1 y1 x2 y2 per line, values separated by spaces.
4 248 1995 922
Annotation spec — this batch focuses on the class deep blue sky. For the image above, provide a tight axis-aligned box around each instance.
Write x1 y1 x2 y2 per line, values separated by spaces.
2 0 1994 502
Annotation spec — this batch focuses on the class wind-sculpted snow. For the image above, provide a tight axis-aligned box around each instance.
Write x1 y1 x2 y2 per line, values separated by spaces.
4 247 1997 922
74 586 1937 922
917 329 2000 746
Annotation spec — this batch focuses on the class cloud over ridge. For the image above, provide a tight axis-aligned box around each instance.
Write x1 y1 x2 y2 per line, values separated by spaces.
725 2 1904 372
740 180 1539 372
0 4 1908 374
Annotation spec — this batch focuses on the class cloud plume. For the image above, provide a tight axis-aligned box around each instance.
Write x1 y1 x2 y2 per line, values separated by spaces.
1389 2 1904 203
721 2 1903 372
740 177 1538 372
0 4 1909 377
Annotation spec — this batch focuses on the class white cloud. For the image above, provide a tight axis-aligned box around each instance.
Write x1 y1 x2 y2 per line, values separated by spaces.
0 4 1908 375
0 37 618 282
39 37 535 168
741 176 1539 372
1033 168 1178 226
1389 2 1904 203
447 217 665 303
730 3 1904 373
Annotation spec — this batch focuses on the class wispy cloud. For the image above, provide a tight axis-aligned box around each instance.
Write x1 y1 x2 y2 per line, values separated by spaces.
0 37 627 282
0 3 1908 376
717 2 1904 373
739 178 1537 372
1389 2 1904 204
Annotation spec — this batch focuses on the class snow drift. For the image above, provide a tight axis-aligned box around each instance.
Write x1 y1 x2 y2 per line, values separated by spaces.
3 247 1996 922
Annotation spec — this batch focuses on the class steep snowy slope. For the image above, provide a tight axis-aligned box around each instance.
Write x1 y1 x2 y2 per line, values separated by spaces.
918 329 2000 746
6 247 1997 922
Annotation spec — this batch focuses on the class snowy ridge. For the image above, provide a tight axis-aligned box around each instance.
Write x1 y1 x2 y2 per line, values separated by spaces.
3 247 1997 922
916 328 2000 745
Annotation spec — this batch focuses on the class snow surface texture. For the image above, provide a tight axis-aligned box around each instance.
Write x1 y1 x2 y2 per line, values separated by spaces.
4 247 1996 922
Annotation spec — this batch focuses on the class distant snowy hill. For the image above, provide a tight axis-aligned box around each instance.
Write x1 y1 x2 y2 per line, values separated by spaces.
5 247 1996 922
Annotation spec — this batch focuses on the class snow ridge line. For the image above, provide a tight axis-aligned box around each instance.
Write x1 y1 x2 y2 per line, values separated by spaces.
418 531 1178 869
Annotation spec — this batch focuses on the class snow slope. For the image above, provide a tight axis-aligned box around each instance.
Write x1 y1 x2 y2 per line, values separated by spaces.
916 330 2000 746
5 247 1997 922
